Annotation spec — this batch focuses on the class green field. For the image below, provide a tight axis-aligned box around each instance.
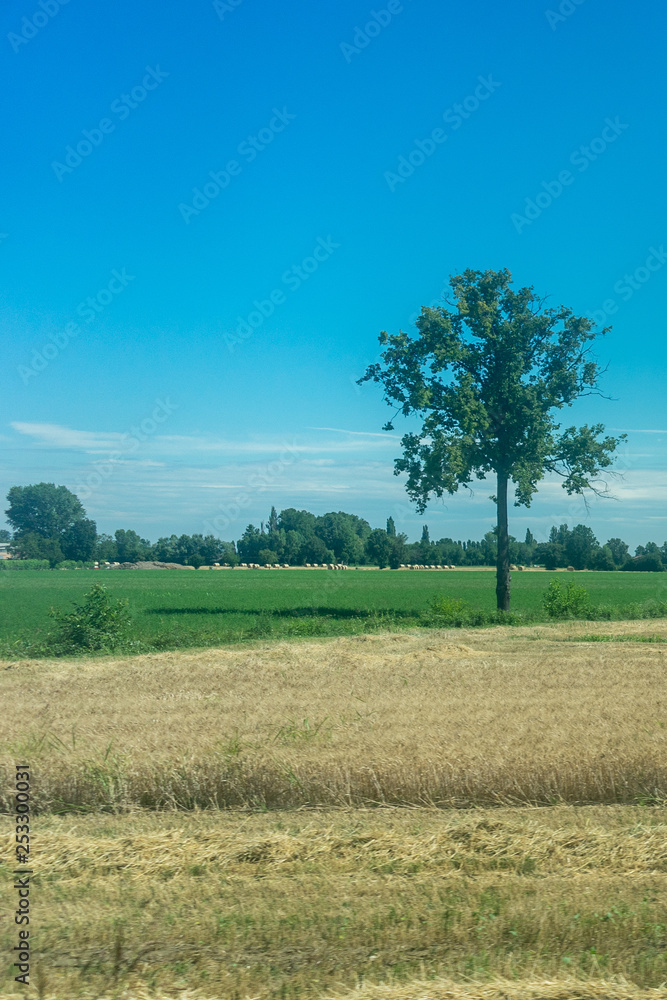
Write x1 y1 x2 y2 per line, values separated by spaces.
1 568 666 655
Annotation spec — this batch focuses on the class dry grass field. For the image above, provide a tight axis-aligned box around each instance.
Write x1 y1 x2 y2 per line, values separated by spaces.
2 620 667 999
2 620 667 812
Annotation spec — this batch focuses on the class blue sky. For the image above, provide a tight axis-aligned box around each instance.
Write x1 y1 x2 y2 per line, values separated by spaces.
1 0 666 548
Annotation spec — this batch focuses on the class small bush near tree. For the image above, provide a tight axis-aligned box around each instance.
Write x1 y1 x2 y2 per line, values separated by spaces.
47 584 131 654
542 579 592 619
428 596 470 620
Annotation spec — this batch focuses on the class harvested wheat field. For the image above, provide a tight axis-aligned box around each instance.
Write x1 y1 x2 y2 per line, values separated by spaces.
2 804 667 997
2 621 667 1000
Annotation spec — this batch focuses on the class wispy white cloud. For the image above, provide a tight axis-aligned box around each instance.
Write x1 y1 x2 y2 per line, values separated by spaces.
11 423 400 457
11 422 124 452
609 428 667 434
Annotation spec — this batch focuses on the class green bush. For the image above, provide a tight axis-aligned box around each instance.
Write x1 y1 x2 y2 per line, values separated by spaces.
542 579 592 619
429 596 472 617
46 584 131 654
427 596 470 621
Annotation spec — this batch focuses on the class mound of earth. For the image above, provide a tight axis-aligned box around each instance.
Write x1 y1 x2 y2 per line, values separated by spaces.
112 561 196 570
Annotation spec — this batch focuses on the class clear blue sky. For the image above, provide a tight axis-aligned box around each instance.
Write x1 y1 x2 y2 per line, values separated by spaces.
1 0 666 548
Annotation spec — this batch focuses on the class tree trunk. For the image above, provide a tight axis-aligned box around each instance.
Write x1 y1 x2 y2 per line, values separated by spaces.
496 470 511 611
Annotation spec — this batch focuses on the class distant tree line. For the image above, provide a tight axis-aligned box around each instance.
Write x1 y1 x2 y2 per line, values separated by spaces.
2 484 666 571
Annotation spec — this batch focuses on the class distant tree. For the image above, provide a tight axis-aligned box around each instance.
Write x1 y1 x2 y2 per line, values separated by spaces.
268 506 279 534
95 533 118 562
237 525 263 563
172 534 225 566
279 509 317 536
315 512 370 564
61 518 97 562
605 537 630 568
525 529 535 546
0 529 10 542
550 524 570 546
359 268 625 610
565 524 599 570
421 525 430 544
539 542 566 571
386 516 396 537
218 541 239 566
591 545 616 571
635 541 662 558
11 533 64 567
388 535 406 569
114 529 151 563
432 537 464 566
6 483 87 539
302 535 335 565
623 553 664 572
366 528 394 569
485 530 502 565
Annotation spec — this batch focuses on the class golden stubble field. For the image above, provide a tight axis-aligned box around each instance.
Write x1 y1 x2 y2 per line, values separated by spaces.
2 621 667 1000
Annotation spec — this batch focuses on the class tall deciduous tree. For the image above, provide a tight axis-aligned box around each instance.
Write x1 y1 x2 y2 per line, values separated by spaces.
6 483 87 539
359 268 625 610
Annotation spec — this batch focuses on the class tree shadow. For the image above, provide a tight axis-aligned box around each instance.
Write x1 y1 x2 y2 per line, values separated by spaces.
145 607 419 620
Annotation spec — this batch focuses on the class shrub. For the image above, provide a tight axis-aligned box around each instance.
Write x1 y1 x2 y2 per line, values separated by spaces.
542 579 592 619
428 596 470 620
46 584 131 654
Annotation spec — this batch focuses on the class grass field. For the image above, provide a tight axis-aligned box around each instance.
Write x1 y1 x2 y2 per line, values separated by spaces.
1 569 666 654
2 621 667 999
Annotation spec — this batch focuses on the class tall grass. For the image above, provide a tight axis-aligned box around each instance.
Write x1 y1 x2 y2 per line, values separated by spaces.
2 622 667 813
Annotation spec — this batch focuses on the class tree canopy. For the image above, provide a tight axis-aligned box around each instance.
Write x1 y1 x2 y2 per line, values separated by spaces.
359 268 626 608
6 483 88 538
